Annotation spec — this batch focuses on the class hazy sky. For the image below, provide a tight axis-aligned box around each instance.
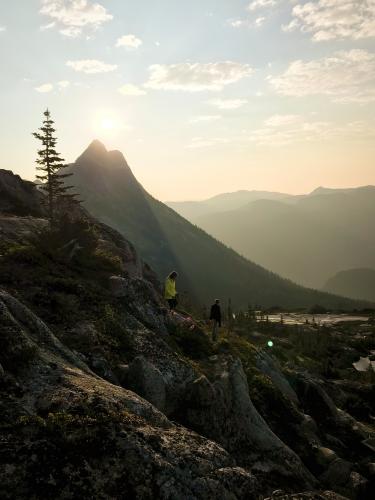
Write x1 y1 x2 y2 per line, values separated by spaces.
0 0 374 201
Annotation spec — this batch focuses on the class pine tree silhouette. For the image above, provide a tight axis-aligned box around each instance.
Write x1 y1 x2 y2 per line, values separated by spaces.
33 109 77 225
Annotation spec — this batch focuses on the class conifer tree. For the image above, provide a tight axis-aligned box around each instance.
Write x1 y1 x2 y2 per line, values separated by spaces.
33 109 76 225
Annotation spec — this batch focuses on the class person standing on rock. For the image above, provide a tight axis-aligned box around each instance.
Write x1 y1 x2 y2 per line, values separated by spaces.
210 299 221 341
165 271 178 311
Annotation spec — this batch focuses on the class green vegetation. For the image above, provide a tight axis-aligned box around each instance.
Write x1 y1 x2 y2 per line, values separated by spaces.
97 304 134 355
33 109 78 225
0 218 121 326
0 410 138 500
166 321 213 360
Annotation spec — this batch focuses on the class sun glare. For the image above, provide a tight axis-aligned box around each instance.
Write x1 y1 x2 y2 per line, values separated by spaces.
100 118 115 130
92 110 124 141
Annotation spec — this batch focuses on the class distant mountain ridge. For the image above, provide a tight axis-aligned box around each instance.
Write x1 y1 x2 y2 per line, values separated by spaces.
167 185 375 220
323 268 375 302
167 190 292 220
65 141 368 310
168 185 375 290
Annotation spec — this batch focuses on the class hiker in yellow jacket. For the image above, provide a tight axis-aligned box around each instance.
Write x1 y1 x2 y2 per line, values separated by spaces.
165 271 178 311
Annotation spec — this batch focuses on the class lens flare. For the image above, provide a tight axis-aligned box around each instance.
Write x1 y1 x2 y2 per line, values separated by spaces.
267 341 274 348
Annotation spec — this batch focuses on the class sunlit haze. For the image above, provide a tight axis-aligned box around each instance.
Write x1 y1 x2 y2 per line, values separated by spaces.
0 0 374 200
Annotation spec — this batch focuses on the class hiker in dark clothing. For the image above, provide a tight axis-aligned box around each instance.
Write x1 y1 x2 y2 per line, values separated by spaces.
210 299 221 341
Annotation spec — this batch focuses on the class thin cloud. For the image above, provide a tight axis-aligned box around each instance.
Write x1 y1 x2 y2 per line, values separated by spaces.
40 22 56 31
58 80 70 88
283 0 375 41
40 0 112 37
35 83 54 93
208 98 248 110
116 34 142 49
249 119 375 147
189 115 221 124
268 50 375 103
264 114 301 127
66 59 117 74
0 26 6 32
229 19 247 28
229 16 266 28
230 0 280 29
187 137 229 149
145 62 253 92
118 84 146 96
248 0 278 11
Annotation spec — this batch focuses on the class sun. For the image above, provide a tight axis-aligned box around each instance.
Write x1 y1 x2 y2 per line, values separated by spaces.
100 118 115 131
92 110 123 140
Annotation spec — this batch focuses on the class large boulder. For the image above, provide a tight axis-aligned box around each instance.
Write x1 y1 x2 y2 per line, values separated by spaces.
255 350 299 404
96 221 143 278
127 356 167 412
296 375 340 425
319 459 353 496
180 357 316 493
109 276 167 334
0 289 88 373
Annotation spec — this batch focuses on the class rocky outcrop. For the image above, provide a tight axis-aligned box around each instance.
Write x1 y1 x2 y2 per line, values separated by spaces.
296 375 340 426
0 170 162 290
0 169 44 216
255 349 299 404
295 375 371 451
109 275 167 334
179 356 316 492
127 356 167 412
320 459 369 499
0 289 89 373
0 290 260 500
0 215 47 248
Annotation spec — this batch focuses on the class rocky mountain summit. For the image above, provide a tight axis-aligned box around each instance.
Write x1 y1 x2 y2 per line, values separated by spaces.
0 169 374 499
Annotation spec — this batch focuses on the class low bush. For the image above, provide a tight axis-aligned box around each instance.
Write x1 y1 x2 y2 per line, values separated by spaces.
168 324 213 360
97 304 133 354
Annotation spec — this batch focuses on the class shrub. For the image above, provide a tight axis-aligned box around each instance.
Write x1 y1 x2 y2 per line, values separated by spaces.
3 244 44 265
84 248 122 274
0 321 38 373
29 216 98 264
98 305 133 353
168 325 213 360
309 304 328 314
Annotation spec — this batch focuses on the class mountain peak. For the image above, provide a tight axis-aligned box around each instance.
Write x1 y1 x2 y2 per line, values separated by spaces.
70 141 137 194
310 186 328 195
83 139 108 156
76 140 130 170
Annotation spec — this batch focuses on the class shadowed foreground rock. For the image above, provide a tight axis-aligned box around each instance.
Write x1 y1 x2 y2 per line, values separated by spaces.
0 169 44 216
0 290 260 500
179 356 316 492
